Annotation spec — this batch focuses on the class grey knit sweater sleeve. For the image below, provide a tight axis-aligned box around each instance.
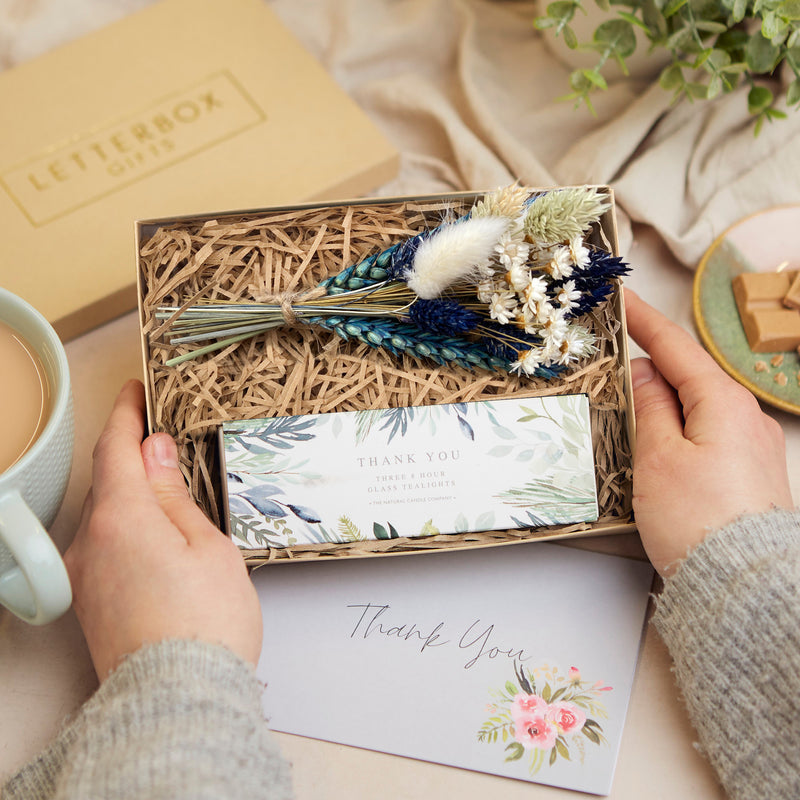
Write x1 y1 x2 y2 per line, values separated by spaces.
2 640 293 800
652 507 800 800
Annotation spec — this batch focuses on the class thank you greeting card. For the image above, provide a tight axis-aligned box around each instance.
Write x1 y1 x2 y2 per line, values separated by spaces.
254 543 653 795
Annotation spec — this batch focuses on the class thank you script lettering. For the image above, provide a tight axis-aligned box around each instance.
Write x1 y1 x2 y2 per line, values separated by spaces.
347 603 532 670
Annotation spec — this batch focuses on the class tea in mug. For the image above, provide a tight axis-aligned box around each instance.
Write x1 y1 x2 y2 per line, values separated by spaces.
0 320 51 472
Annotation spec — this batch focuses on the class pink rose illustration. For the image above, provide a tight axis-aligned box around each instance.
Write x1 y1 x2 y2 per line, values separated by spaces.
513 712 558 750
510 692 548 720
478 664 609 773
547 701 586 734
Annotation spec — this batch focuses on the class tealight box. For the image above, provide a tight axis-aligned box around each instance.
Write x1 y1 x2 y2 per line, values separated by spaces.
220 395 599 549
136 188 635 565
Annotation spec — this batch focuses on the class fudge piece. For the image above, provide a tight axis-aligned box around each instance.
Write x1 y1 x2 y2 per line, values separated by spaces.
732 271 800 352
783 272 800 311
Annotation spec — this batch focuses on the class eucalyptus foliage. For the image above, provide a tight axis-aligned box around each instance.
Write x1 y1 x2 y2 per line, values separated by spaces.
535 0 800 132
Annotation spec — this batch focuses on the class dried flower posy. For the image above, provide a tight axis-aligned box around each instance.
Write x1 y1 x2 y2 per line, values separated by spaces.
157 185 630 378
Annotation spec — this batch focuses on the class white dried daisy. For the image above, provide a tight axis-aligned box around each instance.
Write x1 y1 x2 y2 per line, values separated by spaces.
495 234 530 270
557 325 597 365
533 298 556 324
506 262 531 293
488 291 518 325
569 236 592 270
510 347 545 376
557 280 582 312
513 306 540 336
476 278 506 303
523 276 549 311
540 307 569 344
539 334 564 366
546 246 574 280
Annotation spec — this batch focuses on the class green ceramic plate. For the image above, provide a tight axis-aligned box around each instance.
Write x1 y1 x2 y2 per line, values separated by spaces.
693 205 800 416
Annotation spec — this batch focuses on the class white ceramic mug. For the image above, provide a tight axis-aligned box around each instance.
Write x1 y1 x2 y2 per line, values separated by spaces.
0 288 73 625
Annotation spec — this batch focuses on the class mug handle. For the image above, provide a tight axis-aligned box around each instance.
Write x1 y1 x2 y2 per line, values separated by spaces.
0 491 72 625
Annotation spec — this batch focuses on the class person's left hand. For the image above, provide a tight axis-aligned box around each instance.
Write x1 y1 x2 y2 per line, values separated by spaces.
64 380 263 681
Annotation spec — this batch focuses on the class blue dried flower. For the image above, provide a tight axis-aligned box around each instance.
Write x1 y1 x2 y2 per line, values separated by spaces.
408 299 480 335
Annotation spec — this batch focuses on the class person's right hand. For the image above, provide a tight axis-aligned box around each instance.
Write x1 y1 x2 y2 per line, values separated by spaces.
625 290 794 577
64 380 262 681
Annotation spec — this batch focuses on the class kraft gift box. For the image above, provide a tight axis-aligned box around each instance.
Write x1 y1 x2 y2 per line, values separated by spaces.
0 0 398 340
136 189 635 566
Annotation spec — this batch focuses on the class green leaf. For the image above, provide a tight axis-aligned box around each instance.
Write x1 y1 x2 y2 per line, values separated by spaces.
663 0 689 16
547 0 579 17
594 18 637 58
504 741 525 762
581 68 609 89
694 20 729 33
642 0 668 38
666 27 696 52
706 48 732 69
542 683 552 702
746 32 782 71
692 0 725 18
475 511 496 530
778 0 800 19
373 522 390 540
563 23 579 48
506 681 519 696
761 10 784 39
533 15 558 29
692 48 712 68
555 737 571 760
617 10 651 31
748 84 774 113
550 686 567 703
715 28 749 53
659 63 685 88
545 0 579 30
686 81 710 98
787 77 800 105
337 515 365 542
721 62 749 73
732 0 748 22
582 725 602 744
549 746 558 765
707 73 723 98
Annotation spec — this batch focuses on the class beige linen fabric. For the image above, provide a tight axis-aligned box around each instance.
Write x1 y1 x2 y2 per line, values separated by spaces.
3 0 799 267
271 0 800 268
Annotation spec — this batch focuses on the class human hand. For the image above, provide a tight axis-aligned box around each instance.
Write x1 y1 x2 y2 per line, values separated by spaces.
625 290 794 577
64 380 262 681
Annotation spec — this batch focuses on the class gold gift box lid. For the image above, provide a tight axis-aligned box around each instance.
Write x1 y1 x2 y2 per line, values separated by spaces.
0 0 398 340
